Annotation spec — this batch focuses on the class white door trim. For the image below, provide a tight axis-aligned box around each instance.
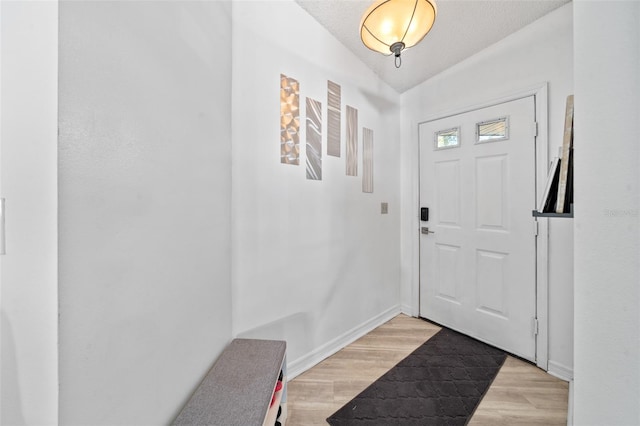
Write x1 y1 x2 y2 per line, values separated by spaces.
412 83 549 370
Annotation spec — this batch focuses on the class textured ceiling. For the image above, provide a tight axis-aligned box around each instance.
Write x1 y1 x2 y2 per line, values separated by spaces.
295 0 571 93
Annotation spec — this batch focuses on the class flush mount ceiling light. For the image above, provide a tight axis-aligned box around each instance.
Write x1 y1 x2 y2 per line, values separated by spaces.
360 0 437 68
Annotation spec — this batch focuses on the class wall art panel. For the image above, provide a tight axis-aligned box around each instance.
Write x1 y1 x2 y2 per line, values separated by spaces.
280 74 300 165
363 127 374 193
327 80 341 157
346 105 358 176
306 97 322 180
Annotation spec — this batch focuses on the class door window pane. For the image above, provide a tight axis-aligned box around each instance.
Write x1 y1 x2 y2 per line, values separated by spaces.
477 117 509 143
435 127 460 150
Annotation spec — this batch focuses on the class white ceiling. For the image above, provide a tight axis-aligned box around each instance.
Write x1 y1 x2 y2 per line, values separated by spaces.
295 0 570 93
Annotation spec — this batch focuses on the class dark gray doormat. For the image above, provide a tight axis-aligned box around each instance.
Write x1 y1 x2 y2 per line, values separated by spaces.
326 327 507 426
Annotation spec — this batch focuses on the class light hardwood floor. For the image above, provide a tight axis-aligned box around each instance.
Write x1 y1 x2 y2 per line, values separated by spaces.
287 314 569 425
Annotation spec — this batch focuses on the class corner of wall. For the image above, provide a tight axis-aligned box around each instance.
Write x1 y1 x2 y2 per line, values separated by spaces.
0 1 59 424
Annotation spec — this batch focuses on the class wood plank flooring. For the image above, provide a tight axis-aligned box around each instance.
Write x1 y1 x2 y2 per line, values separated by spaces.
287 314 568 425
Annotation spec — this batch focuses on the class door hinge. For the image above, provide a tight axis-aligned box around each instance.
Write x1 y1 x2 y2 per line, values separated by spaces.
533 220 539 237
532 121 539 137
533 318 539 336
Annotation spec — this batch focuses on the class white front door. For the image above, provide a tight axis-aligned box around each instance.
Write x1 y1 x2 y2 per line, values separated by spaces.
419 96 537 361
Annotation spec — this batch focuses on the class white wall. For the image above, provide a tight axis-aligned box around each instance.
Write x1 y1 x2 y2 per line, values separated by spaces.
400 4 574 377
573 1 640 424
0 2 59 424
0 1 590 422
231 0 402 376
58 2 233 424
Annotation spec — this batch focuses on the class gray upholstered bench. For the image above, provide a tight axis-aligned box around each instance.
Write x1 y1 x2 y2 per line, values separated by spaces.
173 338 287 426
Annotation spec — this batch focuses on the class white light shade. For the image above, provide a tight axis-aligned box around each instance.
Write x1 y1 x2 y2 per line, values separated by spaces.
360 0 437 56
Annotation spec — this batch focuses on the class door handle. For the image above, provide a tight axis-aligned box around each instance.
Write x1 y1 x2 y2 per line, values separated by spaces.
421 226 435 235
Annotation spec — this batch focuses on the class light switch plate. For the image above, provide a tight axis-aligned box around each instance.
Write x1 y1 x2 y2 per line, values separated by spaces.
381 202 388 214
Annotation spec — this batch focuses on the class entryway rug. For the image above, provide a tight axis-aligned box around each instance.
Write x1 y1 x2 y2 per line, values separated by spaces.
326 327 507 426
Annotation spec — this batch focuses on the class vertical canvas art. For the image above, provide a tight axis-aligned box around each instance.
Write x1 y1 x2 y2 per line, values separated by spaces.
306 98 322 180
280 74 300 165
362 127 373 193
327 80 341 157
346 105 358 176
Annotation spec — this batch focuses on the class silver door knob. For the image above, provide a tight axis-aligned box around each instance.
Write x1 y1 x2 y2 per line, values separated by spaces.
421 226 435 235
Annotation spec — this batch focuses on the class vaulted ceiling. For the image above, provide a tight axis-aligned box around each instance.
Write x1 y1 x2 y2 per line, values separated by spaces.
295 0 571 93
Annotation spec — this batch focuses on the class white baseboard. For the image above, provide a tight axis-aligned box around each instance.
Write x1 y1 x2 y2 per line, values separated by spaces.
286 305 402 380
400 303 413 316
548 360 573 381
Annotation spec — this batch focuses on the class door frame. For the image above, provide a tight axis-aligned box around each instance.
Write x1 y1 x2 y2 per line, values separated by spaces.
412 83 549 370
